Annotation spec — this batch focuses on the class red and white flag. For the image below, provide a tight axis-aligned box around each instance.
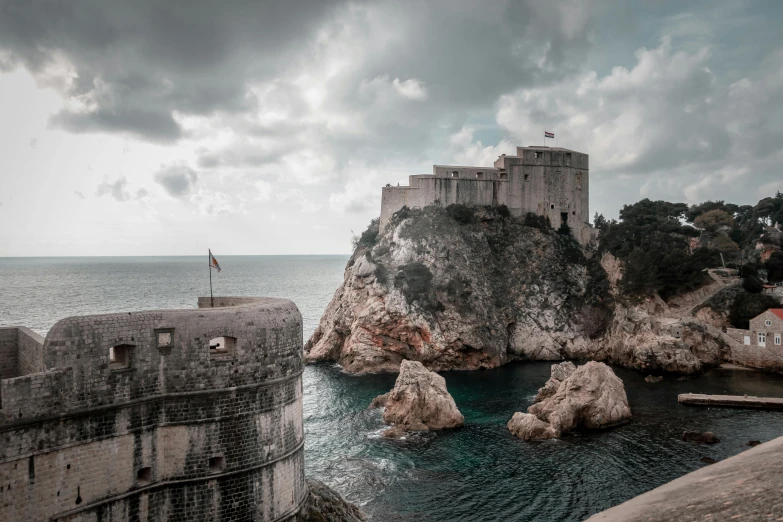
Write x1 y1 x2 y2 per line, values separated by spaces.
544 131 554 138
209 250 222 273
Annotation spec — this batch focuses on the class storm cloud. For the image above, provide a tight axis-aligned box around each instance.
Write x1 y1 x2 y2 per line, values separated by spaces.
1 0 782 256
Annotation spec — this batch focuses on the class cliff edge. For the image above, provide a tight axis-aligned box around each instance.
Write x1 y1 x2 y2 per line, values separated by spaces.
305 206 729 374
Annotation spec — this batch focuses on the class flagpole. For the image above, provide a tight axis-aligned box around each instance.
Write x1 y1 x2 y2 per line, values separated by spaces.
209 249 214 308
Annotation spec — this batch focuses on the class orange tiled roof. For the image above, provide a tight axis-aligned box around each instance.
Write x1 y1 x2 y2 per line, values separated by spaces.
771 309 783 320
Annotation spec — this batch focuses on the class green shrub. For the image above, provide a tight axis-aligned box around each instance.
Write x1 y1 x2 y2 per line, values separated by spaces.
742 275 763 293
375 263 389 285
730 293 778 329
446 204 476 225
394 262 434 306
351 218 380 250
524 213 551 231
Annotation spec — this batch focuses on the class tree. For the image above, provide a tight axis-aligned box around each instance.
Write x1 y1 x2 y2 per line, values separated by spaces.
685 200 739 223
711 233 740 254
730 293 778 329
765 251 783 282
742 275 763 293
694 209 735 233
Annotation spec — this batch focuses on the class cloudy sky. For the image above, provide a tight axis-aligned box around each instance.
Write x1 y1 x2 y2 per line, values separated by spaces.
1 0 782 256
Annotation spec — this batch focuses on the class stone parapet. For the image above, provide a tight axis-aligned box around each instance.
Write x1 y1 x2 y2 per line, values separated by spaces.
0 297 307 522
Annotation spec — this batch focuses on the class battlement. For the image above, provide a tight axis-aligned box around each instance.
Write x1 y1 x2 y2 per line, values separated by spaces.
380 144 596 244
0 297 307 522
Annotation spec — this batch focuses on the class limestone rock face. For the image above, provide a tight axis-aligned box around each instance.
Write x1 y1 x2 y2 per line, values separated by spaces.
306 207 594 374
507 412 558 441
370 360 464 433
534 361 576 402
295 478 367 522
305 208 732 375
509 361 632 440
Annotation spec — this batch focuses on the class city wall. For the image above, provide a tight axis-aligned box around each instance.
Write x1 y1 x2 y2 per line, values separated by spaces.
379 146 595 244
0 297 306 522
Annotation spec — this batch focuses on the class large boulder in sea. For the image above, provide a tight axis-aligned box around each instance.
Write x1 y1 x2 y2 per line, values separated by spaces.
305 206 729 375
508 361 631 440
370 360 464 434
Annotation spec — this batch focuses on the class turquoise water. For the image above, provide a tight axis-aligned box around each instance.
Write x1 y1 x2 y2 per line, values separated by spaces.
3 256 783 521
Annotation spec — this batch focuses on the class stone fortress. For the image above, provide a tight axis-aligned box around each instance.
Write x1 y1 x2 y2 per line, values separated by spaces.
0 297 306 521
380 145 596 244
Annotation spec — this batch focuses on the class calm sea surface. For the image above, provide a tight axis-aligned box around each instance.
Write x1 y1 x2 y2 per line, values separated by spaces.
2 256 783 521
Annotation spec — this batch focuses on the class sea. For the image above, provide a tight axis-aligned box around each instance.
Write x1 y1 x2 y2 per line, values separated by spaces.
2 255 783 522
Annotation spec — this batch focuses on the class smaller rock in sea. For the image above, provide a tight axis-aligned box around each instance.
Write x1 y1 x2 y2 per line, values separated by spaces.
699 456 716 465
682 431 720 444
508 361 632 441
747 440 761 447
369 360 464 437
644 375 663 383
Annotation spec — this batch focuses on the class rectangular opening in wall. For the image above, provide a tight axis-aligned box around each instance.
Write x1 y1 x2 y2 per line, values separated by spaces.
137 467 151 485
109 345 132 369
776 334 781 346
475 172 484 179
535 151 542 159
561 212 568 224
209 336 236 357
565 153 571 164
209 457 225 474
451 171 459 178
499 172 508 179
524 174 530 182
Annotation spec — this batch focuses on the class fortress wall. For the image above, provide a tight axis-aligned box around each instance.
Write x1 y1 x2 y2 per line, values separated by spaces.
18 326 45 375
0 327 18 380
380 147 593 243
432 165 500 179
380 176 507 231
0 297 307 522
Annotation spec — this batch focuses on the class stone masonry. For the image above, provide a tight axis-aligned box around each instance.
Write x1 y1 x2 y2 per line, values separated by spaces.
380 145 596 244
726 308 783 370
0 297 307 522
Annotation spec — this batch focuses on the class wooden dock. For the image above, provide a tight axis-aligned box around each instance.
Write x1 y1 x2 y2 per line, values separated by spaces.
678 393 783 410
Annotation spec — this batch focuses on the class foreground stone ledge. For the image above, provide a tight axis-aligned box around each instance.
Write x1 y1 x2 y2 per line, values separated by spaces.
585 435 783 522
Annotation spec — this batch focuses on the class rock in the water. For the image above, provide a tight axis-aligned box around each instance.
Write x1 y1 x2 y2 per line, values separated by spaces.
507 412 558 441
535 361 576 402
747 440 761 447
700 456 716 464
683 431 720 444
305 209 731 375
645 375 663 383
371 360 464 434
296 478 367 522
509 361 632 440
369 392 389 409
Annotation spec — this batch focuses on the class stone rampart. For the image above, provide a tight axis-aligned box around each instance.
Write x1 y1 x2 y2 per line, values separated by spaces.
0 297 307 522
379 146 594 245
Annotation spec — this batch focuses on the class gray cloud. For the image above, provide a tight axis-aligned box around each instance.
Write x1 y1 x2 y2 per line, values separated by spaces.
154 165 198 198
74 190 85 199
95 177 130 202
0 0 346 141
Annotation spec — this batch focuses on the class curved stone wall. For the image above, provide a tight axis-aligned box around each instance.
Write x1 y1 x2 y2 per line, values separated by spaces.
0 297 306 522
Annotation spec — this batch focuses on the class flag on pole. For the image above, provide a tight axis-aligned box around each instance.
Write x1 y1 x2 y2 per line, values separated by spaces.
544 131 554 138
209 250 222 273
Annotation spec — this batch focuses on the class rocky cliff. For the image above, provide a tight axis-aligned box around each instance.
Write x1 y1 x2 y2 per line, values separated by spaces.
305 206 730 374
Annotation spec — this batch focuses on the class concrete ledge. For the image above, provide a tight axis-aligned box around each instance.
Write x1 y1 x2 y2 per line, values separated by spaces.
679 393 783 410
585 435 783 521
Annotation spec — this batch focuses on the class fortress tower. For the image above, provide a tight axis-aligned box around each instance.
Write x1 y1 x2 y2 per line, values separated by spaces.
0 297 306 521
380 146 595 244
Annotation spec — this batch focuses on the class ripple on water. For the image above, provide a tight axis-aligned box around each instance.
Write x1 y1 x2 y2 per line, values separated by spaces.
303 363 783 522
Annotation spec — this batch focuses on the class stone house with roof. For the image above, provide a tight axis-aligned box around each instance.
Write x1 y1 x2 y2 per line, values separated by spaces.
727 309 783 369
